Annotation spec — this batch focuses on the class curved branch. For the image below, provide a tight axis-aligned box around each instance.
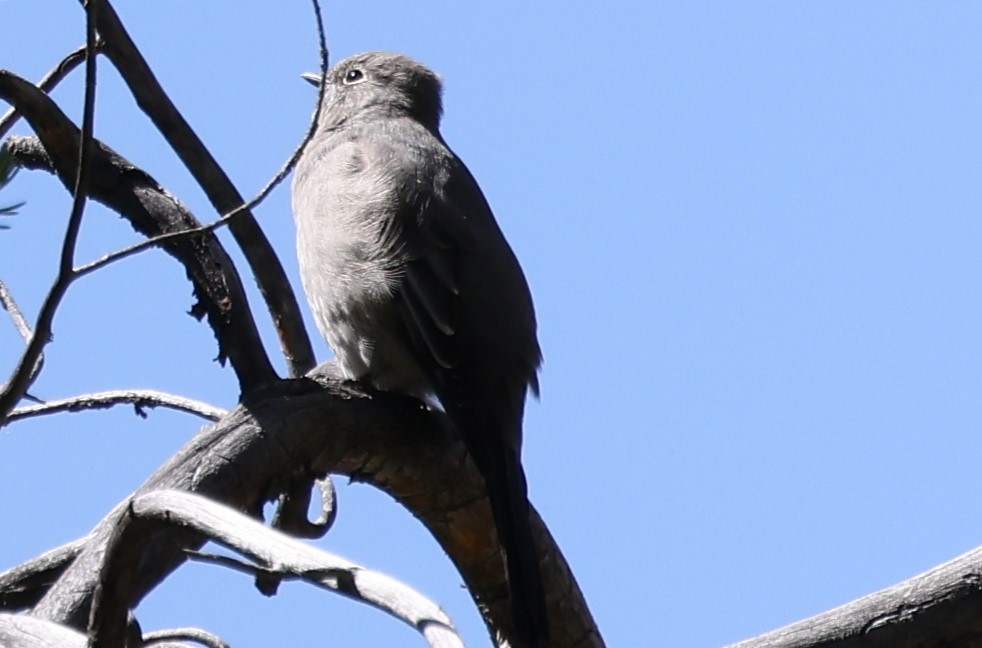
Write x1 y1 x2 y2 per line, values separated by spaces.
0 42 101 141
7 389 226 423
271 474 337 539
0 537 87 611
142 627 230 648
54 0 329 288
29 375 602 648
0 90 276 391
0 613 85 648
91 490 463 648
0 7 100 423
85 0 316 378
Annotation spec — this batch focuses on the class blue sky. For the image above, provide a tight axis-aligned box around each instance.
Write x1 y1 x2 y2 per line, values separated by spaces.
2 2 982 646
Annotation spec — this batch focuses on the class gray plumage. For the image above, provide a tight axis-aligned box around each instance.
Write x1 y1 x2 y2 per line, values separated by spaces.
291 52 548 645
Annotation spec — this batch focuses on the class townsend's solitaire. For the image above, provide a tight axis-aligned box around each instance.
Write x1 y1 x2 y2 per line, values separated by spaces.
291 52 548 645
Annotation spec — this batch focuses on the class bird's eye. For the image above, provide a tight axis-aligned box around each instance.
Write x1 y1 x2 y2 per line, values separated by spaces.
342 68 365 85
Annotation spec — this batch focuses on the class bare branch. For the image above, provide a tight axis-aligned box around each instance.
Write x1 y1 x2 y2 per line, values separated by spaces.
728 544 982 648
0 613 86 648
8 389 226 423
0 280 32 343
89 490 463 648
0 279 44 386
0 537 87 611
142 627 230 648
85 0 317 378
29 376 601 648
0 42 101 141
63 0 331 297
0 126 275 390
1 0 331 391
185 550 271 576
59 0 98 322
67 190 265 281
0 3 100 424
270 474 337 539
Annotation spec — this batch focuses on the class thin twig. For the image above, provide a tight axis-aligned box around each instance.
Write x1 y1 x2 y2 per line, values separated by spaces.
89 0 317 378
0 42 101 140
0 279 45 393
8 389 226 423
72 0 330 284
58 10 97 295
0 279 32 343
3 120 277 388
70 210 238 277
0 3 100 424
4 128 277 388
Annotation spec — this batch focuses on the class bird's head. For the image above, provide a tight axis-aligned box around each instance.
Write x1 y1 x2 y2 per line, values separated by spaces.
303 51 444 133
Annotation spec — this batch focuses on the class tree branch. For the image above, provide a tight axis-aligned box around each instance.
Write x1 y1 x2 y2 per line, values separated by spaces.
90 490 464 648
142 627 230 648
0 537 87 611
0 279 44 388
0 4 100 424
26 375 601 648
0 613 86 648
728 545 982 647
84 0 317 378
0 42 101 141
7 389 226 423
0 101 276 392
270 474 337 540
60 0 333 292
0 279 33 344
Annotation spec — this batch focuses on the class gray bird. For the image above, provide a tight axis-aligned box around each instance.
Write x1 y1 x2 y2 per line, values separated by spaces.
291 52 548 645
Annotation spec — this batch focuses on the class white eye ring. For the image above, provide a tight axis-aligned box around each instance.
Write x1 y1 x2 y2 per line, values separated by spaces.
342 68 365 85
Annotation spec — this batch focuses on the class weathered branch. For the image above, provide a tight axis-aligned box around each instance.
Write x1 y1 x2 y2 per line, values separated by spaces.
14 259 969 638
0 6 100 423
85 0 316 378
0 279 44 387
7 389 226 423
90 490 464 648
0 279 33 344
0 43 100 141
26 374 601 648
0 613 86 648
0 78 276 391
1 4 600 643
270 474 337 539
728 545 982 647
0 538 87 611
57 0 331 294
142 627 229 648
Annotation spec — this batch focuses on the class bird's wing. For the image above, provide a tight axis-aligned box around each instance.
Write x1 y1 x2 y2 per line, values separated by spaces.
392 166 551 646
396 194 468 375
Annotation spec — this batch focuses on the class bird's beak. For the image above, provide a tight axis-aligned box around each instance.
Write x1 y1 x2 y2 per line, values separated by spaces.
301 72 323 87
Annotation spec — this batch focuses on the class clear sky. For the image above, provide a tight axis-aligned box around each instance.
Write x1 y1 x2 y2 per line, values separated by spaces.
2 2 982 647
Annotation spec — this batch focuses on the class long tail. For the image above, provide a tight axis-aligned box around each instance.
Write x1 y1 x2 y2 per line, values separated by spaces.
484 446 550 646
431 368 549 644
